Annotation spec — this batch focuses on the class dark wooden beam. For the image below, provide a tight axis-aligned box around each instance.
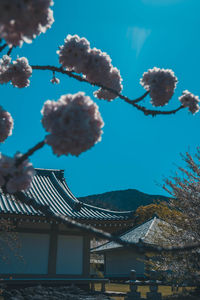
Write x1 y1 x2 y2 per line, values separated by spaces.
48 223 58 275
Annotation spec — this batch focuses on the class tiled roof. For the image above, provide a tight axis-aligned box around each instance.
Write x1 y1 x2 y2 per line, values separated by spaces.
0 168 134 221
92 217 166 252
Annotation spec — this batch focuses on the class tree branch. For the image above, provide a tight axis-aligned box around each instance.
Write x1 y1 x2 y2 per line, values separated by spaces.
134 104 184 117
7 46 14 56
15 140 46 167
132 90 149 103
31 65 184 117
0 43 7 53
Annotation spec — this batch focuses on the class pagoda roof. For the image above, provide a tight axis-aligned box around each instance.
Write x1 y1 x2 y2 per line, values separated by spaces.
92 216 167 252
0 168 134 221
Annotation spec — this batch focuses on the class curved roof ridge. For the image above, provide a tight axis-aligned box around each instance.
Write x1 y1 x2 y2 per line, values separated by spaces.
79 200 134 216
92 216 160 253
50 172 79 205
0 167 135 221
141 216 157 242
47 168 135 217
57 176 80 202
120 216 156 238
35 168 64 174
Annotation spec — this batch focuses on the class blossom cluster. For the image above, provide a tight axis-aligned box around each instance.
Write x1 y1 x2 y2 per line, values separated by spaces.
0 0 54 46
41 92 104 156
0 153 35 194
0 55 32 88
140 67 178 106
57 35 122 101
0 106 13 142
179 90 200 114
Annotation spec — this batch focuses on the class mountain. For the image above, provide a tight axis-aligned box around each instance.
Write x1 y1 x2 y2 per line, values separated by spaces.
78 189 168 211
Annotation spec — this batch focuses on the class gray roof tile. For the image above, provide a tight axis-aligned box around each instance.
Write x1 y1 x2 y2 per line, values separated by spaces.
92 217 166 252
0 168 134 221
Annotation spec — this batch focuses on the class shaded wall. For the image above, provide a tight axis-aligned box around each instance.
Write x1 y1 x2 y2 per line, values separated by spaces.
105 249 145 277
0 221 90 278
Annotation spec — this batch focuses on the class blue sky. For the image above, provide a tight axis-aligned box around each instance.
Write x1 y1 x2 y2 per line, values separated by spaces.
0 0 200 197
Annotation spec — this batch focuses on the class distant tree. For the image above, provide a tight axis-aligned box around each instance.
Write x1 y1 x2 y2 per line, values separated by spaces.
135 202 182 224
147 150 200 285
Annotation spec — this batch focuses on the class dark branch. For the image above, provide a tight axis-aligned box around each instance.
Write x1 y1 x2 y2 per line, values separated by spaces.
132 90 149 103
7 46 14 56
31 65 184 117
0 43 7 53
15 140 46 167
134 103 184 117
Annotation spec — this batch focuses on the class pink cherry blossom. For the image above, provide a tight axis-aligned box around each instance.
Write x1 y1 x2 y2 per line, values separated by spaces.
0 56 32 88
94 67 123 101
179 90 200 114
58 35 123 101
85 49 122 100
0 0 54 46
0 55 12 84
41 92 104 156
58 34 90 73
0 106 13 142
84 48 112 83
140 67 178 106
11 57 32 88
0 153 35 194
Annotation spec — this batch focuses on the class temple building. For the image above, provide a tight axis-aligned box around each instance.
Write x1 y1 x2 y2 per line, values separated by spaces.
0 168 135 279
92 216 166 279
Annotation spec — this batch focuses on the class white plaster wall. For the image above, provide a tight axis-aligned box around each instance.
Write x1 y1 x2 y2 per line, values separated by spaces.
56 235 83 275
105 249 145 277
0 233 49 274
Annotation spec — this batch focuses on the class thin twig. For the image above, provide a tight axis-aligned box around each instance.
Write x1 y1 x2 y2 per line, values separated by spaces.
31 65 183 117
7 46 14 56
133 103 184 117
0 43 7 53
15 140 46 166
13 190 200 253
132 90 149 103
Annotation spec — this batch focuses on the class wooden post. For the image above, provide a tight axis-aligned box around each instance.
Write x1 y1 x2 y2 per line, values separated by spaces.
48 223 58 275
125 270 142 300
146 271 162 300
101 282 106 293
91 282 95 292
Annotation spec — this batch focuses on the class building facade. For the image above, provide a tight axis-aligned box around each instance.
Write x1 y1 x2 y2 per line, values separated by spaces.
92 217 165 279
0 168 135 279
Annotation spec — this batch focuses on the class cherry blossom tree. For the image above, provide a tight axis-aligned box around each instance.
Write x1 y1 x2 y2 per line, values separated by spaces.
143 150 200 286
